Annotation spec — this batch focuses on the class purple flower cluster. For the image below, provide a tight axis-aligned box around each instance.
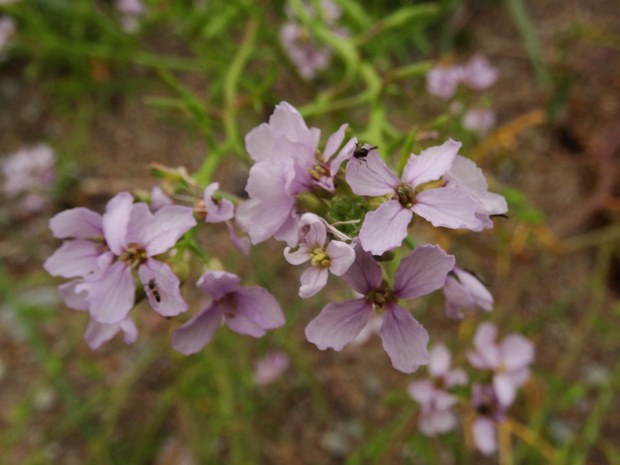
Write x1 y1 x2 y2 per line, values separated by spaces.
279 0 348 79
44 101 509 381
408 323 535 455
427 55 499 136
427 55 498 100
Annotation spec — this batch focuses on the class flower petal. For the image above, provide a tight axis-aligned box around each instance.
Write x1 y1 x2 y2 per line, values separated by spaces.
101 192 135 256
326 240 355 276
468 322 500 368
380 303 430 373
305 298 373 351
236 197 297 245
171 302 224 355
493 373 518 406
323 123 348 160
225 221 251 257
196 270 241 300
428 344 452 377
234 286 285 330
407 379 435 404
359 201 413 256
393 244 455 299
49 207 102 239
419 407 458 437
473 417 497 455
268 101 318 149
150 185 173 211
402 139 461 187
139 205 196 256
43 240 104 278
138 259 188 317
224 311 268 337
245 123 275 162
346 150 400 196
412 188 481 230
58 280 89 311
79 261 135 324
284 244 312 265
254 351 290 386
500 334 535 370
329 137 357 175
298 266 328 298
204 183 235 223
84 315 137 350
444 267 494 317
300 213 327 246
341 244 383 294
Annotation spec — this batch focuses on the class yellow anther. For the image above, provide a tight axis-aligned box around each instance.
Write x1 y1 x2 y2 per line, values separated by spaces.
310 248 330 268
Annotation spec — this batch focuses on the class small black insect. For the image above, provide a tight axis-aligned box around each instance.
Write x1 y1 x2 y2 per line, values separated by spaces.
147 279 161 303
353 143 378 161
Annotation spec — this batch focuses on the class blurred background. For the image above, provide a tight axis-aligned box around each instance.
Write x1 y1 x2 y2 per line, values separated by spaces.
1 0 619 464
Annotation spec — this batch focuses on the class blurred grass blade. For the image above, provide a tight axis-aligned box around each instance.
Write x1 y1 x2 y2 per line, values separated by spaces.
505 0 552 87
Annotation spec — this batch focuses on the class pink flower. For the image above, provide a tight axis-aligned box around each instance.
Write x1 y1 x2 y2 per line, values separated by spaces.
280 0 347 79
2 144 55 197
44 192 197 324
254 351 290 386
346 139 481 256
443 267 493 319
426 64 464 100
443 155 508 231
467 323 534 406
462 55 498 91
284 213 355 298
237 102 354 246
280 22 332 79
463 108 496 136
408 344 467 436
305 243 455 373
171 271 285 354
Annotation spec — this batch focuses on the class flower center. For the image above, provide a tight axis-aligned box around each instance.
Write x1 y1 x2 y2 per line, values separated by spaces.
310 247 331 269
367 281 397 311
308 157 329 182
120 243 148 269
396 183 415 209
221 293 238 318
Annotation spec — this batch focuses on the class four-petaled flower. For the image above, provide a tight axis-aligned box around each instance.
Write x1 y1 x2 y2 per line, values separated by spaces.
408 344 468 436
44 192 197 324
172 270 285 355
346 139 481 256
284 213 355 298
467 322 535 406
305 243 455 373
